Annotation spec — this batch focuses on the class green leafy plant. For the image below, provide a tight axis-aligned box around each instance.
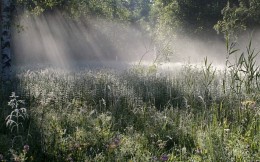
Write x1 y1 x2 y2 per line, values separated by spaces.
5 92 28 135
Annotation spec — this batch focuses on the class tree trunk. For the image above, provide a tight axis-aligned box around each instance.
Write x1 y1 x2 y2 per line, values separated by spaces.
1 0 12 81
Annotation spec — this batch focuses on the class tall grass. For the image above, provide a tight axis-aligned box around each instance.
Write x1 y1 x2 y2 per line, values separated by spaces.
0 41 259 161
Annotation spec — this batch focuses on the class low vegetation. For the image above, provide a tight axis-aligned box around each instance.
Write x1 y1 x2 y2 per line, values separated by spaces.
0 40 259 161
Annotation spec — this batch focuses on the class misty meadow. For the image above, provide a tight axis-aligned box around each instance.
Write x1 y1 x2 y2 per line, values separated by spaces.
0 1 260 162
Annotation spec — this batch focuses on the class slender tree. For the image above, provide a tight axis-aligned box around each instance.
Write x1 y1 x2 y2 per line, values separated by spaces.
1 0 12 81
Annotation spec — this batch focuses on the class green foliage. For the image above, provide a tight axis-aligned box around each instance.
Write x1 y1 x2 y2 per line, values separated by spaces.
13 0 260 43
15 0 151 23
5 92 27 134
225 36 259 96
1 93 30 162
150 0 179 29
214 0 260 37
150 0 227 36
176 0 226 34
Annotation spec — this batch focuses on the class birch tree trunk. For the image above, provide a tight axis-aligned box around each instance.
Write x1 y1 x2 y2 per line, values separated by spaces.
1 0 12 81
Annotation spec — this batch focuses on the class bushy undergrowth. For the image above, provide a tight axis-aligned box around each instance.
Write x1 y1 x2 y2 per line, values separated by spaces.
0 42 260 161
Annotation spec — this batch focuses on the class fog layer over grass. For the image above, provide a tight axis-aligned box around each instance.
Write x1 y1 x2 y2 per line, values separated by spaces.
13 12 260 71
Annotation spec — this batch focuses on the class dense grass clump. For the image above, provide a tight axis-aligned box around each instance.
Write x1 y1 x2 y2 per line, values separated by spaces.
0 42 260 161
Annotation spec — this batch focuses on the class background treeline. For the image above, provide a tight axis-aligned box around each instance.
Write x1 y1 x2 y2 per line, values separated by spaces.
16 0 260 37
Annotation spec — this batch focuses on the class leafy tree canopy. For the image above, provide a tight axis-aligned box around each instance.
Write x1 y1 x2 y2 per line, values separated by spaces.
214 0 260 38
14 0 260 37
